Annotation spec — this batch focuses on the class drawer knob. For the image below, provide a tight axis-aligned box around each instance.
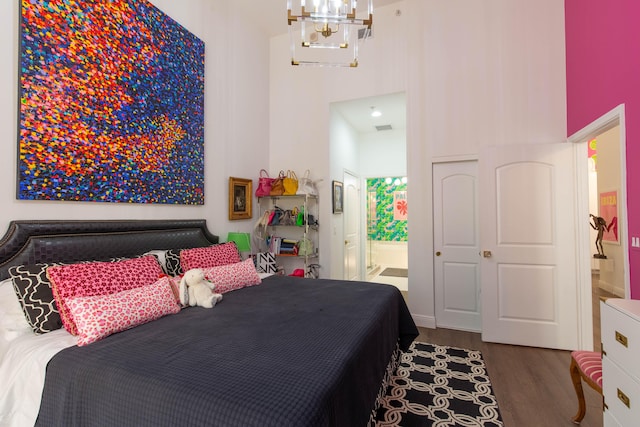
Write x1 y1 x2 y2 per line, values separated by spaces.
615 331 628 348
617 388 630 408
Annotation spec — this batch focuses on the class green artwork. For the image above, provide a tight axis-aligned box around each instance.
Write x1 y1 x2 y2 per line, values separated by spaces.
367 177 408 242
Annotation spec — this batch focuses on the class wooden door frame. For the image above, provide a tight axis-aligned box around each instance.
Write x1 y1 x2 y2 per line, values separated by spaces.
568 104 628 351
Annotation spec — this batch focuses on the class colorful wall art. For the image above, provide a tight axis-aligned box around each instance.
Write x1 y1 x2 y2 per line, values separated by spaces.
600 190 619 243
18 0 205 204
366 177 408 242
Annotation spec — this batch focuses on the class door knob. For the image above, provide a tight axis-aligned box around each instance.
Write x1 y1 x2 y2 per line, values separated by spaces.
435 251 441 256
345 240 349 245
482 250 492 258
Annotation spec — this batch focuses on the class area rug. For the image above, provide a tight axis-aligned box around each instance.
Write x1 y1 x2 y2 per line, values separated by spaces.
374 342 504 426
380 268 408 277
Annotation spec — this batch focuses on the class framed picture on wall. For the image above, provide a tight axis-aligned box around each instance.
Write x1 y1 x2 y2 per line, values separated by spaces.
229 177 252 220
332 180 343 214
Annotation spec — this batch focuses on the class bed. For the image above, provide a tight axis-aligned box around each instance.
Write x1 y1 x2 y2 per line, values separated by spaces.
0 219 418 427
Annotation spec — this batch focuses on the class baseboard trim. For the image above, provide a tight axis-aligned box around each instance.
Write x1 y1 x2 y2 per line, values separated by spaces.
412 314 436 329
599 281 625 297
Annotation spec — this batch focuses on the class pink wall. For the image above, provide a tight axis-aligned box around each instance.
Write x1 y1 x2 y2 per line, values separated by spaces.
565 0 640 298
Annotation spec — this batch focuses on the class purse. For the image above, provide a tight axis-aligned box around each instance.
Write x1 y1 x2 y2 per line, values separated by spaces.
283 170 299 195
255 169 273 197
297 237 314 257
296 169 318 196
280 209 295 226
252 210 271 252
296 206 305 227
269 206 284 225
270 170 286 196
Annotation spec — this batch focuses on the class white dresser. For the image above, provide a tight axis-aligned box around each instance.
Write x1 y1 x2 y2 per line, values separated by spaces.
601 298 640 426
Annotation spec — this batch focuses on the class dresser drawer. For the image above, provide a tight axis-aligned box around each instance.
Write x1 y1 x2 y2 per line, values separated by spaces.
601 301 640 382
603 355 640 426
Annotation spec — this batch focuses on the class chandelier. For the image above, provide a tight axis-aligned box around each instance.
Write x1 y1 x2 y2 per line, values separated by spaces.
287 0 373 67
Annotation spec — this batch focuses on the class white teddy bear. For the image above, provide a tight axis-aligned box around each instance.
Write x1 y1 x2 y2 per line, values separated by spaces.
179 268 223 308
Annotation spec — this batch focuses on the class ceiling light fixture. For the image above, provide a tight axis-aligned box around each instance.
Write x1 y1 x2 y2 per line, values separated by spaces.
287 0 373 67
370 106 381 117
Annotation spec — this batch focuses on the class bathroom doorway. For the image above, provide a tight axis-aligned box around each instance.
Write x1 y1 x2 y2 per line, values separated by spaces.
330 92 407 295
365 175 408 297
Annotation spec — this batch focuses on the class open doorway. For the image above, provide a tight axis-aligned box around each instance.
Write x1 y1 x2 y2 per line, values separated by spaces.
365 175 408 294
570 104 628 351
587 124 624 352
330 92 407 296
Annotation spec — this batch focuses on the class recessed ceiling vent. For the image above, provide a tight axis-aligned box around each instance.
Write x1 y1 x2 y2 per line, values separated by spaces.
375 124 393 131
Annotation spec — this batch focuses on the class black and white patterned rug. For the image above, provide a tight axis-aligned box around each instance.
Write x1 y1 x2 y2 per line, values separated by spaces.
374 342 504 426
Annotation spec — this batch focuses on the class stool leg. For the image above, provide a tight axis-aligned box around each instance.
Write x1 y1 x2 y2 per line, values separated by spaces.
570 357 586 424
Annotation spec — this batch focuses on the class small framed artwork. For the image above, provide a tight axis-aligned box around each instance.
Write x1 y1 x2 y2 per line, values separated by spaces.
229 177 253 220
332 180 343 214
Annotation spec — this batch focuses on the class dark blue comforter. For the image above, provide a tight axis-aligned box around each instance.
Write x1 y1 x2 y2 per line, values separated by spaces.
36 275 418 427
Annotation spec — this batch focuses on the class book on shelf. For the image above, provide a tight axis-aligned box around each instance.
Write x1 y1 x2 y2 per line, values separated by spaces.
268 236 299 255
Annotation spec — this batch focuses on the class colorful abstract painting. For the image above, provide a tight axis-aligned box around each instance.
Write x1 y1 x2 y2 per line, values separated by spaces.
18 0 205 204
367 177 408 242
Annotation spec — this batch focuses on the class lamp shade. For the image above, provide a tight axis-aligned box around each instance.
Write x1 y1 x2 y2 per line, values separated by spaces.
226 232 251 252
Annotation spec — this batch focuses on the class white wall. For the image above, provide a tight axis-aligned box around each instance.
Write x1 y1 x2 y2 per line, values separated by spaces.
0 0 269 240
328 108 360 279
596 126 624 296
270 0 567 327
359 128 407 178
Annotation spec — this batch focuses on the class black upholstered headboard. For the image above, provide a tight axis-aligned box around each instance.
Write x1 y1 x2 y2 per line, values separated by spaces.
0 220 219 280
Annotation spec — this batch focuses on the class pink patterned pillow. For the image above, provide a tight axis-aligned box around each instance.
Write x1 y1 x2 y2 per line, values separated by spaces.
202 258 261 294
180 243 241 271
66 277 180 346
48 255 164 335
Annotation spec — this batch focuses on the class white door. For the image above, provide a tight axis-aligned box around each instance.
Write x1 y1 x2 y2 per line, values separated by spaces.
344 172 361 280
480 143 579 350
433 161 481 332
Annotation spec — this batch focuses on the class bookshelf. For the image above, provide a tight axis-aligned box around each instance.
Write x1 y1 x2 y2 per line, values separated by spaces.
257 194 319 278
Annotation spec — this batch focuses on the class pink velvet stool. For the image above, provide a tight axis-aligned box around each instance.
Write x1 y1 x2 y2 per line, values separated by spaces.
569 350 603 424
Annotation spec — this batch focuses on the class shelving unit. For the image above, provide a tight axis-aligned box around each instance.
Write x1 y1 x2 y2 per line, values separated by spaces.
257 194 319 278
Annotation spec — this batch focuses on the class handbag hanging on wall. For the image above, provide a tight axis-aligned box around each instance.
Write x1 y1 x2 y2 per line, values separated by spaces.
283 170 298 195
270 170 286 196
255 169 273 197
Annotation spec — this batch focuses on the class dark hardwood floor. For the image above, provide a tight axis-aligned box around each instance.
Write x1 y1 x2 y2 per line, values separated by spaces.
415 326 603 427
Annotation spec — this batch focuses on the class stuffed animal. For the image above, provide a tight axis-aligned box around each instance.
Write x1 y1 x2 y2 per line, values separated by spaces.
179 268 223 308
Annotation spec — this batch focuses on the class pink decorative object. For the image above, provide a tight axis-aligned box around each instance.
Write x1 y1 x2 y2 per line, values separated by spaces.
67 277 180 346
180 243 241 271
48 255 164 335
202 258 261 294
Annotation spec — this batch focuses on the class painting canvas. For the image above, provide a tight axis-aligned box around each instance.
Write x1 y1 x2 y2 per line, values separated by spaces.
18 0 205 204
600 190 619 243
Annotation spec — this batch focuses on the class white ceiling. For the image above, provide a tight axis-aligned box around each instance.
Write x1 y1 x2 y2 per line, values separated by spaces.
234 0 406 134
332 92 406 134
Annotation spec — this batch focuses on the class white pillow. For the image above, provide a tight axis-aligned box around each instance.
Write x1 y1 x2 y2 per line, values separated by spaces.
144 250 168 274
0 278 32 342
